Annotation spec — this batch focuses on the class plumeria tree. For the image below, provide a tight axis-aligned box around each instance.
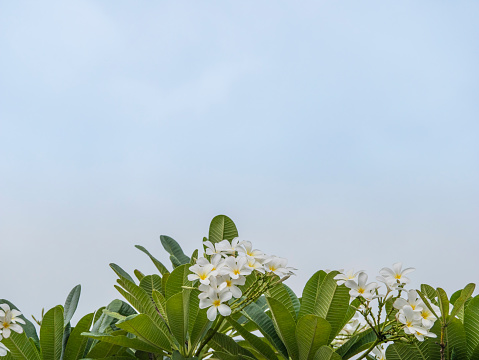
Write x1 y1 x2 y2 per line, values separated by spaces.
0 286 137 360
1 214 479 360
328 264 479 360
81 215 295 359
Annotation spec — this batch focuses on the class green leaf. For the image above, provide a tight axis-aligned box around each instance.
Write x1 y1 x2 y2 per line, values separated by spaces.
166 292 187 347
82 331 163 353
385 343 421 360
227 317 278 360
61 321 71 360
208 332 255 357
116 313 172 352
421 284 438 304
299 271 350 342
313 346 342 360
40 305 64 360
437 287 450 323
465 295 479 358
152 290 168 324
1 331 41 360
135 245 170 276
267 297 299 360
190 249 199 264
93 299 136 334
187 289 212 349
162 273 170 296
445 318 467 360
267 283 298 321
111 268 173 350
64 284 81 326
139 274 163 296
83 337 122 358
208 215 238 244
171 350 199 360
242 301 288 358
110 263 135 283
212 351 256 360
160 235 191 265
335 328 376 360
166 264 192 299
63 312 94 360
450 283 475 320
134 269 146 281
296 315 331 360
299 270 328 318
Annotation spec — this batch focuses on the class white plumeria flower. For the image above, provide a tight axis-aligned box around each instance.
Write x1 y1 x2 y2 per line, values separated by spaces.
203 241 224 256
188 263 216 285
334 269 365 285
0 305 25 325
376 275 400 292
198 276 227 299
397 305 436 341
199 288 233 321
237 241 265 261
218 275 246 298
345 272 378 300
347 312 361 330
379 262 415 285
371 346 387 360
419 303 440 329
197 254 225 274
0 306 24 338
216 238 242 256
0 342 9 357
393 290 424 312
263 256 294 277
245 257 265 273
221 256 252 279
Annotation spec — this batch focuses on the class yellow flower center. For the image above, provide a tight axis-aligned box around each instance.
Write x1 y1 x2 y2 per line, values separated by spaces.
233 269 240 275
395 274 402 279
357 288 365 294
269 266 277 271
200 274 207 280
226 280 232 287
406 321 412 327
3 322 9 329
213 300 221 307
411 304 416 310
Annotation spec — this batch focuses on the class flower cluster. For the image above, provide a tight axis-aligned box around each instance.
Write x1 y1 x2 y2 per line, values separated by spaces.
188 238 294 321
0 304 25 356
393 289 439 341
334 262 439 359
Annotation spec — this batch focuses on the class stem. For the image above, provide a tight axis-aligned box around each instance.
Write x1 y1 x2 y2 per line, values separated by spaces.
195 317 226 357
440 323 447 360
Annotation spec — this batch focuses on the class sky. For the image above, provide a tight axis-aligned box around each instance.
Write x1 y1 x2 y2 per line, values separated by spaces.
1 1 478 323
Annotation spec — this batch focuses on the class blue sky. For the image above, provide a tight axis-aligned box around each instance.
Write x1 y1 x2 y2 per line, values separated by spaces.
1 1 478 321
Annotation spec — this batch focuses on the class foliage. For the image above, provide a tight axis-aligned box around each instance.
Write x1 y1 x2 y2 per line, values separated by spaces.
1 215 478 360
